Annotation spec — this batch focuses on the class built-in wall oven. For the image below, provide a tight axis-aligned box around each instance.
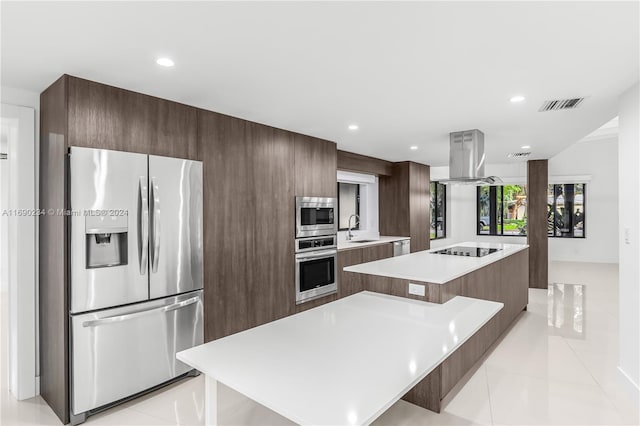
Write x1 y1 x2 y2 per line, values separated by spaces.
295 235 338 304
295 196 337 238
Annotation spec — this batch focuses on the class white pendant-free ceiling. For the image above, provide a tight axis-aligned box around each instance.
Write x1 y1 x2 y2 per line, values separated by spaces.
1 1 638 166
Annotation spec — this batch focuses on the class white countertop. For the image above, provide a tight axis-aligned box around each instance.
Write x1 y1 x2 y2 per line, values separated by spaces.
343 241 528 284
338 235 410 251
177 291 502 426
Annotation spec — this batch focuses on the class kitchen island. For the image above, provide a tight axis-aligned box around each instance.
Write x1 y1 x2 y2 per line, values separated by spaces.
177 291 502 426
344 241 529 412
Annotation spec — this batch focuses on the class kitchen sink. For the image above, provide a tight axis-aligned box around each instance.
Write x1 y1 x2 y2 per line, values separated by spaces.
350 239 379 243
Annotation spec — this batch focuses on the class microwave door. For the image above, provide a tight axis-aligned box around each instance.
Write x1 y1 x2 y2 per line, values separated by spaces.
69 147 149 313
148 155 203 299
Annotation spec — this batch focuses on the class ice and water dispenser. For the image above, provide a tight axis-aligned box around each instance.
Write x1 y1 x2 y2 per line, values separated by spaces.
85 214 128 268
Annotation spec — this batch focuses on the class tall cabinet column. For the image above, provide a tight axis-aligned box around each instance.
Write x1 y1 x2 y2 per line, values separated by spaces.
527 159 548 289
379 161 430 252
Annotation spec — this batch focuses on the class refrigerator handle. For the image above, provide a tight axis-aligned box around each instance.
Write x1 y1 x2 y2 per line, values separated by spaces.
150 177 161 273
81 296 200 328
139 177 149 275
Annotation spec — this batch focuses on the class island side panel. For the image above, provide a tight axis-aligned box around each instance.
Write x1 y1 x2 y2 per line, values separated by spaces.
402 366 442 413
356 248 529 411
440 248 529 397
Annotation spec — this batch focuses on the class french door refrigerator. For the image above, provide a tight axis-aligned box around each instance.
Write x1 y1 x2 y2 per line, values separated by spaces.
68 147 203 424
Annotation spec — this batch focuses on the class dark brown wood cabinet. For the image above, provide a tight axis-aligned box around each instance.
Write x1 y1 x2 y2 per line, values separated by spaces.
337 149 394 176
337 249 364 298
337 242 396 298
379 162 430 252
527 160 548 289
251 127 297 326
67 76 199 159
199 111 255 340
198 112 337 339
294 134 337 197
362 243 393 262
199 112 302 340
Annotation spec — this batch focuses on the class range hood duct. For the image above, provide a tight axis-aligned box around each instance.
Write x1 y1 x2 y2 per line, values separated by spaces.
439 129 502 185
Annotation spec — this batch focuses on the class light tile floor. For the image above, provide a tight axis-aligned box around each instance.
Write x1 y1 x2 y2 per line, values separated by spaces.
2 261 638 425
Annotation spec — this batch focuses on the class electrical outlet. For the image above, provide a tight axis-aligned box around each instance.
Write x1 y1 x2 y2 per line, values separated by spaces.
408 283 426 297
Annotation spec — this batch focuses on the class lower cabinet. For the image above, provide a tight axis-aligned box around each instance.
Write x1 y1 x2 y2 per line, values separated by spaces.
338 249 363 298
362 243 394 262
337 242 395 299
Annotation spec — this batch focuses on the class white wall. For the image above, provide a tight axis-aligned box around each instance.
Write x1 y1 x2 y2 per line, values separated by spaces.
617 82 639 394
1 127 7 293
0 86 40 398
548 136 619 264
431 142 619 264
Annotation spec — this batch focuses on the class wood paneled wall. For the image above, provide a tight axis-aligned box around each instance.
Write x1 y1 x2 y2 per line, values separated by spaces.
39 75 338 423
198 111 337 340
67 76 199 160
379 161 430 252
337 150 394 176
527 160 548 289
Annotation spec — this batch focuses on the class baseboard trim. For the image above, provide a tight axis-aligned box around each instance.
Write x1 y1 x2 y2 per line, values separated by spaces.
617 366 640 398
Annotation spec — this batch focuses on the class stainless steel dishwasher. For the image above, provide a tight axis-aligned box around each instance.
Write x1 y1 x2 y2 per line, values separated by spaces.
393 239 410 256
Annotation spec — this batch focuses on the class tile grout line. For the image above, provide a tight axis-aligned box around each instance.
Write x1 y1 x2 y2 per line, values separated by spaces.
483 364 495 426
562 334 629 422
126 404 178 425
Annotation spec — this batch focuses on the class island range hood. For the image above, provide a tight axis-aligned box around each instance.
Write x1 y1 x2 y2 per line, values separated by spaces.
438 129 502 185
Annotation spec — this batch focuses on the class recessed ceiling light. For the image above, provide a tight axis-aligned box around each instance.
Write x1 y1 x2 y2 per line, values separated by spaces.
410 146 419 150
348 124 359 131
510 95 526 103
156 57 175 67
521 145 531 149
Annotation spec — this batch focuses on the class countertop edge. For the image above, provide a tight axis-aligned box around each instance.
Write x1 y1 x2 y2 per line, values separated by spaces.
344 243 529 284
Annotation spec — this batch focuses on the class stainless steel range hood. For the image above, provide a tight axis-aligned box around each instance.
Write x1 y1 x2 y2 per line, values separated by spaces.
438 129 502 185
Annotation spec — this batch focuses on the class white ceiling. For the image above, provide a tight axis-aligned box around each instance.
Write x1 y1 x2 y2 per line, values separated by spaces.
1 1 638 166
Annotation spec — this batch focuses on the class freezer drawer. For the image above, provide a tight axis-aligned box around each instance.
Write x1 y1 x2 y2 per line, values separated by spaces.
71 290 203 415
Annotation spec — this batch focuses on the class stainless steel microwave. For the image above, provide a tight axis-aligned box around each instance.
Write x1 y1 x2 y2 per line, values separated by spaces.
295 196 337 238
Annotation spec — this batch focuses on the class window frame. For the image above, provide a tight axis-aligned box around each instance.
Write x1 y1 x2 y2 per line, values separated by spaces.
476 185 527 237
430 181 447 240
337 182 361 231
548 183 586 239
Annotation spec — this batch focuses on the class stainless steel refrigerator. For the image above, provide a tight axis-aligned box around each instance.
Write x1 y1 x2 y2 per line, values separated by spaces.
68 147 204 423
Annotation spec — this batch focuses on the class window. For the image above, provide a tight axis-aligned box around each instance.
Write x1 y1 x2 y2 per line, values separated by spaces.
337 182 360 230
430 181 446 240
477 185 527 236
548 184 586 238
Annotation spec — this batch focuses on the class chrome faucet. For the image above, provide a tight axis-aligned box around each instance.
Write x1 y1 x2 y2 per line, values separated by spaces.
346 214 360 241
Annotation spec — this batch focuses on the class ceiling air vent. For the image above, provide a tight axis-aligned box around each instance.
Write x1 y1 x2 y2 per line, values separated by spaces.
539 98 585 112
508 152 531 159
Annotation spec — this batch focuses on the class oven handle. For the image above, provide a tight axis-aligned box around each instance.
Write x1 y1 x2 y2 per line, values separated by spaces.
295 249 337 260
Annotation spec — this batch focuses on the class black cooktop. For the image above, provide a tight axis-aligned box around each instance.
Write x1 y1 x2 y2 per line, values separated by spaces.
433 246 501 257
